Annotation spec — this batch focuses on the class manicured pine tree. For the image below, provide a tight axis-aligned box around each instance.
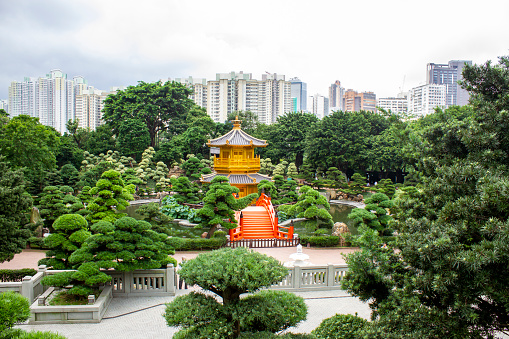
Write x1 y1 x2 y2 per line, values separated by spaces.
198 176 258 238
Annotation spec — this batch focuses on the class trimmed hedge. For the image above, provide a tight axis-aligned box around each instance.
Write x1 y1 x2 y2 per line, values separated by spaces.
299 235 340 247
239 333 315 339
312 313 367 339
0 269 37 282
167 237 226 251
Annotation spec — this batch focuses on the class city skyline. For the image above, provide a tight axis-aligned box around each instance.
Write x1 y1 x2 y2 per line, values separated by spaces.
1 0 508 102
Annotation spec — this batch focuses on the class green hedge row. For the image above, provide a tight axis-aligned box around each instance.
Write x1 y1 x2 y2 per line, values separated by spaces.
0 269 37 282
299 235 340 247
239 333 315 339
167 237 227 251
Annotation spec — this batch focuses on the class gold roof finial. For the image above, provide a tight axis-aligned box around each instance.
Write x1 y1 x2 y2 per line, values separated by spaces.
232 115 242 130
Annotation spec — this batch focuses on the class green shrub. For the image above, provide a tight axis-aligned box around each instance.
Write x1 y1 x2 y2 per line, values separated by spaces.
0 269 37 282
167 237 226 251
311 313 368 339
240 290 307 333
239 333 315 339
314 228 329 236
27 236 47 250
213 230 227 238
299 235 339 247
0 291 30 332
17 331 68 339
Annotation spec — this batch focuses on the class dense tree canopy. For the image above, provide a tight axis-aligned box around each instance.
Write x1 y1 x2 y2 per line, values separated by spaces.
102 81 195 147
342 57 509 338
0 159 33 262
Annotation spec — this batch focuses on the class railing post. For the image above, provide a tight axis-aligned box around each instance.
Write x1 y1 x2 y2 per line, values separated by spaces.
21 276 34 302
292 266 301 289
166 264 176 295
124 271 132 295
327 264 335 287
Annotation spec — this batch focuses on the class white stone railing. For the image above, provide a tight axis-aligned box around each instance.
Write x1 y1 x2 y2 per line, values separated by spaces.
0 264 177 301
271 264 348 291
0 265 48 303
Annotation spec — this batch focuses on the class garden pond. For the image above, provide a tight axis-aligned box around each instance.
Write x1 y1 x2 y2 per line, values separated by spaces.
122 202 358 239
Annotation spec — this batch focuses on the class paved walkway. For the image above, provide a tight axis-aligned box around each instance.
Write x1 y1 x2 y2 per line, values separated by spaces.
6 247 369 338
15 289 371 339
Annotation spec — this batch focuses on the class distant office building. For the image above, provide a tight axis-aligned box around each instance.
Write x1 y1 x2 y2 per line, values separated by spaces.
408 84 446 117
8 70 92 134
343 90 376 113
0 100 7 112
329 80 345 112
75 87 112 130
427 60 472 107
173 77 208 109
309 94 329 119
203 71 291 124
290 77 307 112
377 93 408 115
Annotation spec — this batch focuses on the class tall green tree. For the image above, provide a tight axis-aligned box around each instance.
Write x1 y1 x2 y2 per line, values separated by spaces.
102 81 194 147
116 118 150 160
198 177 258 238
0 115 60 191
263 112 318 168
0 159 33 262
341 57 509 338
305 110 390 174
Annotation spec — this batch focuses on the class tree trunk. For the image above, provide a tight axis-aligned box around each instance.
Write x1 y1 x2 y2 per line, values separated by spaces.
206 224 218 239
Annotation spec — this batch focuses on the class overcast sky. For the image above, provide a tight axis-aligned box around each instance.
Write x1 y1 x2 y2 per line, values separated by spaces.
1 0 508 102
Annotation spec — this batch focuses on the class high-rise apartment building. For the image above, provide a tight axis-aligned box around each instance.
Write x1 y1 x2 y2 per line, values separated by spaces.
8 70 94 134
343 90 377 113
0 100 7 112
309 94 329 119
408 84 446 117
427 60 472 107
377 93 408 115
205 72 291 124
75 87 111 130
329 80 345 112
173 77 208 109
290 77 307 112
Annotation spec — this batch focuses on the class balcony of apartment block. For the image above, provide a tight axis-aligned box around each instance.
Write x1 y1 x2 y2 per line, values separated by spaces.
213 156 261 173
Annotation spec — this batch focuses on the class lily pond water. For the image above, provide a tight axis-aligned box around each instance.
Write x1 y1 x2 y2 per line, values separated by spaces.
122 202 358 239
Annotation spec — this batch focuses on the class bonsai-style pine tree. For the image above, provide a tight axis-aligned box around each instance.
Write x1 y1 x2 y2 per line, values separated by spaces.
70 216 174 271
259 158 274 176
257 179 278 199
165 247 306 338
171 176 201 204
38 186 67 230
86 170 134 224
38 214 91 269
287 162 298 179
60 164 80 189
278 186 333 230
325 167 346 188
135 202 173 235
0 159 33 262
374 178 396 199
181 156 206 181
344 172 366 196
348 192 394 235
197 176 258 238
277 178 299 205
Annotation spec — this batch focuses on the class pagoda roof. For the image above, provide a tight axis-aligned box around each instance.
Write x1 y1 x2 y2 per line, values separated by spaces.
207 117 268 147
201 172 272 184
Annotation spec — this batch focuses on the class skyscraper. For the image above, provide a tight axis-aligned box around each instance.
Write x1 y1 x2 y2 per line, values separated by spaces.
343 90 376 113
408 84 446 117
8 70 92 134
329 80 344 112
426 60 472 107
205 72 292 124
290 77 307 112
75 87 112 130
309 94 329 119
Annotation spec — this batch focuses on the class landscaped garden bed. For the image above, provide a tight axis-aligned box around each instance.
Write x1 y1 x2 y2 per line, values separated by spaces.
29 285 112 324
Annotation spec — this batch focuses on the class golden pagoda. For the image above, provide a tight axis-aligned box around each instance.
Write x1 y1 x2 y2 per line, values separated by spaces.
201 117 271 198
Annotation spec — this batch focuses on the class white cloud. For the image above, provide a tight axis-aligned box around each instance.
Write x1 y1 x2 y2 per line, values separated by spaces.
1 0 509 100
